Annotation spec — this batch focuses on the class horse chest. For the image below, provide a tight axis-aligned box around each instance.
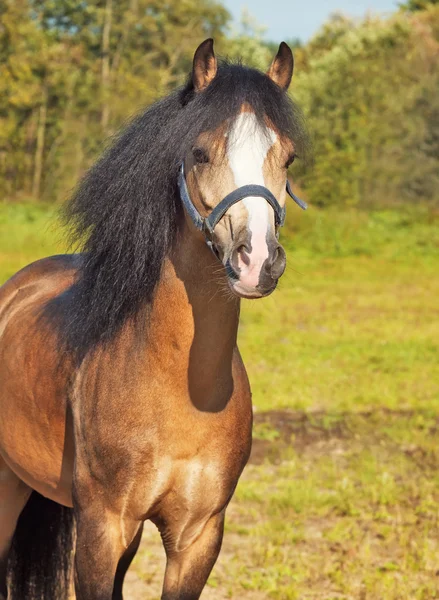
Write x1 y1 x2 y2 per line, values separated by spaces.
127 409 252 518
72 343 252 536
139 452 242 552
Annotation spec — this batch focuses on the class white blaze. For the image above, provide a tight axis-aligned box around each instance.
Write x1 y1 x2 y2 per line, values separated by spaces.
227 112 277 288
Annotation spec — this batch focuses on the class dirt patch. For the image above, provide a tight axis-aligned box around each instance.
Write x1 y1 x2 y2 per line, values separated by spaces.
250 408 439 468
250 409 351 464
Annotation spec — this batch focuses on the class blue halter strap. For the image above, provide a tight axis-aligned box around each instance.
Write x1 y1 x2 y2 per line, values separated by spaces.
177 162 307 240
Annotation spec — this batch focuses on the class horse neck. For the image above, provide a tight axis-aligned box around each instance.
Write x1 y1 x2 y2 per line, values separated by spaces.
148 220 240 412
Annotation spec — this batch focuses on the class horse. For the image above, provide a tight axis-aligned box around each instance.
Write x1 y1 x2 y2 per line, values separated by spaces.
0 39 309 599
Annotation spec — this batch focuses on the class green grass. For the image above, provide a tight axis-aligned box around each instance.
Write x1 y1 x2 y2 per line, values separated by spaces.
1 201 439 599
239 206 439 414
0 202 63 282
224 410 439 599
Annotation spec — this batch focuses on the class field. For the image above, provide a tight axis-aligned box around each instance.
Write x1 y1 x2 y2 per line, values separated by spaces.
1 202 439 599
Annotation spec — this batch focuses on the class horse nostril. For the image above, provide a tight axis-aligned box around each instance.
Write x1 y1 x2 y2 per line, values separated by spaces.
231 244 250 273
237 244 250 267
269 245 286 280
272 246 279 266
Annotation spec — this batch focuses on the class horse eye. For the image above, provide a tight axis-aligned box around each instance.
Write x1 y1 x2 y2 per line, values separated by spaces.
193 147 209 164
285 154 296 168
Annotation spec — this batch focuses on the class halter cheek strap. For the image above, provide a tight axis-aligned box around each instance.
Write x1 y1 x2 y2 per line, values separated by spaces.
286 179 308 211
177 162 307 240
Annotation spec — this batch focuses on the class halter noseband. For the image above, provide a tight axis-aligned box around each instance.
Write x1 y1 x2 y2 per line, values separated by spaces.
177 162 307 245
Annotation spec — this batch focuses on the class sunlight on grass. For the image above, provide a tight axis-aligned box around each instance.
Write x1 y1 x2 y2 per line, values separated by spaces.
223 412 439 599
240 207 439 414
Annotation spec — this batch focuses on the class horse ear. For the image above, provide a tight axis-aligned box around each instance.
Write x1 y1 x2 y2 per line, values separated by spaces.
192 38 217 92
267 42 294 90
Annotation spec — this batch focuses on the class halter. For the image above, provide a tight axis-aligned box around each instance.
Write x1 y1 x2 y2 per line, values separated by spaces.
177 162 307 249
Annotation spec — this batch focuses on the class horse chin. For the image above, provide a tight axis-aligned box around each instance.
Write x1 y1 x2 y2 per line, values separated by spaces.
227 279 277 300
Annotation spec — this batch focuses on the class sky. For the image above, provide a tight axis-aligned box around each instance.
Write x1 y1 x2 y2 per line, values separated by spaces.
222 0 400 42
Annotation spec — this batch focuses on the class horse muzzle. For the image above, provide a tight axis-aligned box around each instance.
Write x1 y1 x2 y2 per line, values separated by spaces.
225 238 287 299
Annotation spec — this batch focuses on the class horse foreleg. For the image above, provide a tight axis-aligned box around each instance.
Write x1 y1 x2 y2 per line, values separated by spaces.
73 500 142 600
160 511 225 600
0 457 31 599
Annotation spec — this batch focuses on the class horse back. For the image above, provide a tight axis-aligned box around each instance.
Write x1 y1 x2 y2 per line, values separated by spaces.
1 253 80 307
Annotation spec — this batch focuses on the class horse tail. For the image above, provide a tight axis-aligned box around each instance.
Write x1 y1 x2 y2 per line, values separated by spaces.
7 491 75 600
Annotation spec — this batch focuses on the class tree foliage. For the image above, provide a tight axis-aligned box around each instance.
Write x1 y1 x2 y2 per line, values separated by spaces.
0 1 438 207
401 0 438 12
293 7 439 206
0 0 229 200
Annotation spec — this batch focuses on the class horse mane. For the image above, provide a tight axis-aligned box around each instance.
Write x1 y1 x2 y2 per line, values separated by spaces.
47 60 310 359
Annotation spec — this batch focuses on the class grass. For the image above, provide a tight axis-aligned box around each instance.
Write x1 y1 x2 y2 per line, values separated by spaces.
1 201 439 599
0 202 63 281
225 410 439 599
240 206 439 413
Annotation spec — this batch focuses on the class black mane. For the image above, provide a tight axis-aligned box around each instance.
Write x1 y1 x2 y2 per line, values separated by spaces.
48 61 310 358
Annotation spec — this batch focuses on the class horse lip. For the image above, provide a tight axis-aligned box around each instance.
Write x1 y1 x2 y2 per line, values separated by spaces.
226 278 277 299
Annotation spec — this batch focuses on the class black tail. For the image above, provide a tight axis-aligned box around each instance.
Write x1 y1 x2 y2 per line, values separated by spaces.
7 491 74 600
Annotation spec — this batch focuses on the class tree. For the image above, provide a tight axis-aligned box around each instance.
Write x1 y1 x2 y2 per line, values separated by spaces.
1 0 438 207
1 0 231 201
400 0 438 11
293 7 439 207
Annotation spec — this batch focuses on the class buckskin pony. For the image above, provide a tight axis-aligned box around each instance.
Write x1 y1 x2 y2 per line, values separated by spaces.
0 39 309 599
